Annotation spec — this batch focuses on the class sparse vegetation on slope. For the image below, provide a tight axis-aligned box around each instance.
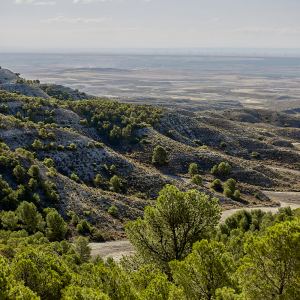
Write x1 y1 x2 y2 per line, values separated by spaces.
0 67 300 239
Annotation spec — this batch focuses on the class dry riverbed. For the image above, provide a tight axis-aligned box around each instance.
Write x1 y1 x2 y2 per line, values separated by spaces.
90 191 300 260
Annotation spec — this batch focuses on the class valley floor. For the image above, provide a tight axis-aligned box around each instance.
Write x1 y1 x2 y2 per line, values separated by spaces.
89 190 300 260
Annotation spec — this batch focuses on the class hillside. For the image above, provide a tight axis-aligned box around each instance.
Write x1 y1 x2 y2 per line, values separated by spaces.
0 67 300 239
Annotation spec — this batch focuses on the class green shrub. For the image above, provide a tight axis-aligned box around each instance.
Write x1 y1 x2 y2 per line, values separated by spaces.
110 175 122 193
108 205 118 218
28 178 38 190
13 165 26 183
188 163 199 176
27 165 40 179
67 143 77 151
94 174 104 187
211 162 231 177
76 220 92 235
0 211 18 230
191 175 202 186
57 144 65 151
45 209 67 241
42 180 59 202
94 142 104 149
251 151 260 159
152 145 168 166
210 179 223 192
223 188 233 198
109 125 122 142
224 178 236 193
32 139 43 150
79 119 88 126
43 158 54 168
16 201 44 234
70 172 80 182
83 210 91 217
74 236 91 263
92 229 105 242
233 190 241 200
15 148 35 160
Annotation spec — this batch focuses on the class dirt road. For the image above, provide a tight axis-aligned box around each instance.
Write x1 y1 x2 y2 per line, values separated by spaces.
90 191 300 260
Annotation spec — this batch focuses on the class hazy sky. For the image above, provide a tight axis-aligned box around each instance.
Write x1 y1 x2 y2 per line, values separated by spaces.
1 0 300 51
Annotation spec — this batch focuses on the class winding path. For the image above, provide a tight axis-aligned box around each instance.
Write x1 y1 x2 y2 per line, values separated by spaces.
90 191 300 260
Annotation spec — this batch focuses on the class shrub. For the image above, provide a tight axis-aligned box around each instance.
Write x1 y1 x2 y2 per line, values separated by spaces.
109 164 117 174
109 125 122 142
224 178 236 193
13 165 26 183
11 248 70 299
223 188 233 198
70 172 80 182
94 174 104 187
188 163 199 176
16 201 44 234
67 143 77 151
15 148 35 160
92 229 105 242
152 145 168 166
87 141 95 148
45 209 67 241
69 211 80 226
211 162 231 177
0 211 18 230
38 128 48 139
94 142 104 149
28 178 38 190
108 205 118 218
251 151 260 159
32 139 43 150
110 175 122 193
210 179 223 192
74 236 91 263
76 220 92 235
233 190 241 200
27 165 40 179
79 119 88 126
46 167 58 177
0 155 10 166
43 158 54 168
42 180 59 202
191 175 202 186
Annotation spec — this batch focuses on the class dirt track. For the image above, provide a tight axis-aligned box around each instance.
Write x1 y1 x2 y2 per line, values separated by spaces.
90 191 300 260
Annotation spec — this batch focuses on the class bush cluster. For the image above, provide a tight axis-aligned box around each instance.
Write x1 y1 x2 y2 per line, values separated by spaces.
0 184 298 299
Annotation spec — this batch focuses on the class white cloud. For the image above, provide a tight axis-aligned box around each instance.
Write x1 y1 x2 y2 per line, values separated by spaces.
15 0 56 5
41 15 108 24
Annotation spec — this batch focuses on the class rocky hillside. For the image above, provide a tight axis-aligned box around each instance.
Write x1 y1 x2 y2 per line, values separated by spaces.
0 67 299 239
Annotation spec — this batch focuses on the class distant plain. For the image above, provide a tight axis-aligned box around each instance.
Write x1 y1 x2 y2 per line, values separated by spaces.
1 53 300 112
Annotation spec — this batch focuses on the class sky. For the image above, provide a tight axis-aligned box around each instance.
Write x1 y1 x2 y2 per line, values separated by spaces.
1 0 300 52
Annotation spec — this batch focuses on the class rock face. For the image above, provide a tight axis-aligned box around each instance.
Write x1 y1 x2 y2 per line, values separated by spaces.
0 68 49 98
0 83 50 98
0 68 299 238
0 68 91 100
